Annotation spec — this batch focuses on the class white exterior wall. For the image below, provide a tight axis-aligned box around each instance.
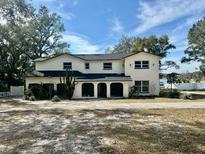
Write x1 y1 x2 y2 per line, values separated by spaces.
36 54 124 74
124 52 160 95
35 54 85 71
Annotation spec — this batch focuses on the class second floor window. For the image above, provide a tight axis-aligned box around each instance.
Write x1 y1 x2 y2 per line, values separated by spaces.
63 62 72 69
85 63 89 69
135 61 149 69
103 63 112 70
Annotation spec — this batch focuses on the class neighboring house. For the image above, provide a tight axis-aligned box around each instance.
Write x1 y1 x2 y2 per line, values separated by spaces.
25 52 160 98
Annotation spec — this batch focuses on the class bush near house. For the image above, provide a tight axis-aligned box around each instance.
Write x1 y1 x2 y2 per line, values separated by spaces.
52 95 61 102
159 89 180 98
29 84 55 100
24 89 33 100
129 86 155 98
0 82 9 92
29 96 36 101
129 86 140 98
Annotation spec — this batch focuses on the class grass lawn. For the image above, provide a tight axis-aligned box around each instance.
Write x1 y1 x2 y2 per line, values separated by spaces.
0 100 204 153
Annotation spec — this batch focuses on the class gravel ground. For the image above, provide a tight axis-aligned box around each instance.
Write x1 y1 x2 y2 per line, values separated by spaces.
0 98 204 153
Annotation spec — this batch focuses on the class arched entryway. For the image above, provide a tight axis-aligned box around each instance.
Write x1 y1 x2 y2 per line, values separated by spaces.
98 83 107 98
110 83 123 97
82 83 94 97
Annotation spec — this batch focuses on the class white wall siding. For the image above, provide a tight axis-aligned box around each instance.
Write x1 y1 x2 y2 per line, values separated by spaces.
124 52 160 95
35 54 85 71
36 54 124 74
85 60 124 74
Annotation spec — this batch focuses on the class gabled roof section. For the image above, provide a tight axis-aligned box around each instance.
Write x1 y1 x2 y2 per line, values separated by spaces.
33 51 160 62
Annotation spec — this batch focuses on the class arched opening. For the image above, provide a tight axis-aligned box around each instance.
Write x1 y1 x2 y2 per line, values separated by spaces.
98 83 107 98
82 83 94 97
110 83 123 97
28 83 41 98
42 84 54 99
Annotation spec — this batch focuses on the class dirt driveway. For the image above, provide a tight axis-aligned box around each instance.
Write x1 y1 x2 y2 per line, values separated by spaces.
0 98 205 113
0 98 204 153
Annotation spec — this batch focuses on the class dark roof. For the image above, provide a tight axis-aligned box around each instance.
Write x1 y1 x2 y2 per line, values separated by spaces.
33 51 160 62
33 52 140 62
26 70 132 81
75 52 132 60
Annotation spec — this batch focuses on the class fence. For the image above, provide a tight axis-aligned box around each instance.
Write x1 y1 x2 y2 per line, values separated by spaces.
0 86 24 97
176 83 205 90
0 92 10 97
164 83 205 90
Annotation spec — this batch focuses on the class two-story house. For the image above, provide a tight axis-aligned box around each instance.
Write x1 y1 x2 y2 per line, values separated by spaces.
25 51 160 98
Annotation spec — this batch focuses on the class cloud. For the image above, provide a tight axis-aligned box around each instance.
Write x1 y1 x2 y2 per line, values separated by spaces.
111 18 124 33
172 15 203 33
134 0 205 34
62 33 101 54
30 0 77 20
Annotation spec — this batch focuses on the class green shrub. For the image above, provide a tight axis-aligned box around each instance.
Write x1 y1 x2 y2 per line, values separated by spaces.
129 86 140 98
29 84 54 100
0 82 8 92
24 89 33 100
159 89 180 98
29 96 36 101
169 89 180 98
52 95 61 102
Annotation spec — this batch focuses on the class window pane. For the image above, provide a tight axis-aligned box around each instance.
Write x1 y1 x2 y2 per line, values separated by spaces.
103 63 112 70
142 80 149 93
142 61 148 65
142 61 149 69
135 61 141 69
135 81 141 86
63 62 72 69
142 87 149 93
85 63 89 69
142 81 149 86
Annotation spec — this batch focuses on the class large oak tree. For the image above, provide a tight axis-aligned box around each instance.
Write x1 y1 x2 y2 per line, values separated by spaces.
0 0 69 87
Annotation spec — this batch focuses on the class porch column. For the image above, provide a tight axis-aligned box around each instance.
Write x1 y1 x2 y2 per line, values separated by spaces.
106 82 111 98
123 82 129 98
54 84 57 91
94 82 98 98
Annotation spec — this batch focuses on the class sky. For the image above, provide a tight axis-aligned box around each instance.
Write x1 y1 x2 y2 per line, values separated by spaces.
30 0 205 73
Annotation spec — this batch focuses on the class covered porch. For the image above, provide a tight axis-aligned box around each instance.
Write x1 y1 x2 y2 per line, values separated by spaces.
73 81 130 98
25 76 132 99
